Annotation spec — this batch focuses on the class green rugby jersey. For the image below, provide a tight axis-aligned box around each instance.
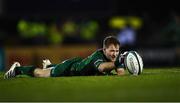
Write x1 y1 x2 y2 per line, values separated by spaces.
50 49 115 77
71 49 113 76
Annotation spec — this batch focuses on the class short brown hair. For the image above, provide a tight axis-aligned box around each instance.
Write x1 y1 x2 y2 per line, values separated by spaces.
103 36 120 48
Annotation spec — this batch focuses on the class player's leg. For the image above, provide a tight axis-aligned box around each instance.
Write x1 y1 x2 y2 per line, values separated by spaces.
4 62 51 79
33 68 51 77
4 57 83 78
35 59 77 77
50 57 83 77
4 62 36 79
4 62 21 79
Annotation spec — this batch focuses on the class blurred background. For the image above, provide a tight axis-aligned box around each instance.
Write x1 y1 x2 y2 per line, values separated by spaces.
0 0 179 71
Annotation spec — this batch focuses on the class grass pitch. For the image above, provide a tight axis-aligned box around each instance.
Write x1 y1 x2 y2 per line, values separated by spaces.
0 68 180 102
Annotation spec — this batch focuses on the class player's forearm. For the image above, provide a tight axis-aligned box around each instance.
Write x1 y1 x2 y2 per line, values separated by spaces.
98 62 115 72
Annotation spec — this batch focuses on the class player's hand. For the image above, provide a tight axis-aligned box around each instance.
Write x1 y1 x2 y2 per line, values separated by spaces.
116 68 125 76
114 51 128 68
121 51 128 57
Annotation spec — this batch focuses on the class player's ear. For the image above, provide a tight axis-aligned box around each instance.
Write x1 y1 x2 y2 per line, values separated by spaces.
103 48 106 55
103 47 106 52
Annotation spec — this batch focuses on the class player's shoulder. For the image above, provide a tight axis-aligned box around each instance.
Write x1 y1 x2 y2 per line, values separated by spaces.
88 48 104 58
97 48 103 52
92 48 103 55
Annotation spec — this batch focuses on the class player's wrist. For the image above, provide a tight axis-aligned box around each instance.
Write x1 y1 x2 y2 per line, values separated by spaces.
114 54 125 69
114 59 120 67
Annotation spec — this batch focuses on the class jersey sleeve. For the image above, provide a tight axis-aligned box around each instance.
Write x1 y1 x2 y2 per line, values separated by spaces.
91 51 106 71
93 59 104 69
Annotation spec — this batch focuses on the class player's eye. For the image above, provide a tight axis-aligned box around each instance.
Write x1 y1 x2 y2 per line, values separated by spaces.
110 50 115 52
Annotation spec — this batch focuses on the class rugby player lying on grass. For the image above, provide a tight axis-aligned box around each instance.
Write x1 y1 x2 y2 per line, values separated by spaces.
4 36 126 79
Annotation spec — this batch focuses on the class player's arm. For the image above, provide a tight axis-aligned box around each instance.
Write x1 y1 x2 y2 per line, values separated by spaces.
113 52 128 75
114 58 125 75
98 62 116 72
95 56 125 74
98 62 125 75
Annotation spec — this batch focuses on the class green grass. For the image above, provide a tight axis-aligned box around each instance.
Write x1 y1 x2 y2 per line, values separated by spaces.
0 68 180 102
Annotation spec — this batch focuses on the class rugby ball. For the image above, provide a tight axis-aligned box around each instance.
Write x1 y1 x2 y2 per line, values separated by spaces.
124 51 143 75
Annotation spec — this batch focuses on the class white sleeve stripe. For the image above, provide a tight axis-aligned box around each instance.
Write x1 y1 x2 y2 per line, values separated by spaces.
94 59 103 67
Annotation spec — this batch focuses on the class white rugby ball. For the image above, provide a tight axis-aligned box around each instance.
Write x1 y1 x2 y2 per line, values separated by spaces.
124 51 143 75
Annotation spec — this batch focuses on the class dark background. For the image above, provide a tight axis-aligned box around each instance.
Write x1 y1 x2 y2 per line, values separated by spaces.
0 0 179 68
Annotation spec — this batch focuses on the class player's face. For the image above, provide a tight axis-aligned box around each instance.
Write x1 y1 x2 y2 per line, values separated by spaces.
103 44 120 62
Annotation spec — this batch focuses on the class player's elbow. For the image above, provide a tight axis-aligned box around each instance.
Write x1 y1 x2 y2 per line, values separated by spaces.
98 64 107 72
98 67 104 73
98 63 114 73
98 66 110 73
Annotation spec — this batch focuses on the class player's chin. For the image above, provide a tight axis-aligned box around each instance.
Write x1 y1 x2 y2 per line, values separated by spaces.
111 58 116 62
